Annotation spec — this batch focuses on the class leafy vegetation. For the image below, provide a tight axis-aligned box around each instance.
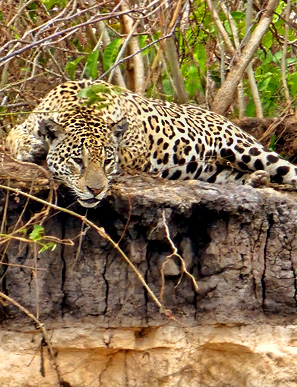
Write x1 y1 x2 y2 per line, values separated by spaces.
0 225 56 254
0 0 296 134
29 225 56 253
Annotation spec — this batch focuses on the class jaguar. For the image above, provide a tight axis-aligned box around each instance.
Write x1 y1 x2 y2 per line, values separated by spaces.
6 79 297 207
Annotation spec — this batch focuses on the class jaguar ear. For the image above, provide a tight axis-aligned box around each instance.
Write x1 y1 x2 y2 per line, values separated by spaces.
111 118 129 139
39 119 65 142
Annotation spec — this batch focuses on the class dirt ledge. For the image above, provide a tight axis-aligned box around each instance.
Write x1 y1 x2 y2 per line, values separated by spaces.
1 153 297 386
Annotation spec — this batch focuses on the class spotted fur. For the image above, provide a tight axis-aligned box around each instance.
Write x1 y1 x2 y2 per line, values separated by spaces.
6 80 297 207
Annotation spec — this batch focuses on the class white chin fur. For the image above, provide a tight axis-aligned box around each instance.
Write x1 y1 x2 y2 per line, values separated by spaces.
77 198 100 208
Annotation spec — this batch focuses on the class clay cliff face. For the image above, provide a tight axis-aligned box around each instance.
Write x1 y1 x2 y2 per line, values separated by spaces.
1 155 297 386
2 323 297 387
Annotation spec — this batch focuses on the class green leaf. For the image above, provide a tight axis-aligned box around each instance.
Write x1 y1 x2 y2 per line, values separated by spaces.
287 58 297 65
139 34 148 48
20 67 30 73
288 73 297 95
27 2 38 22
70 38 84 52
0 10 3 21
230 11 245 20
256 72 280 93
245 100 256 117
262 31 273 49
39 242 56 253
78 84 120 107
193 44 206 74
273 51 282 63
78 83 122 98
223 20 232 35
139 35 150 55
78 84 110 98
65 57 84 80
29 225 44 241
13 29 19 39
184 65 201 97
103 38 122 72
28 2 37 9
85 51 99 80
269 134 276 151
162 79 173 101
42 0 66 10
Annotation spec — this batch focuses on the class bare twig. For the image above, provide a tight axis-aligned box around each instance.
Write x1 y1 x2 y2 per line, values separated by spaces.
163 0 189 103
220 2 245 117
0 261 47 271
108 18 140 84
0 10 143 66
259 97 297 143
0 184 175 319
72 221 90 268
7 0 41 27
245 0 263 118
93 19 126 87
100 7 183 81
160 209 199 304
0 291 64 386
0 188 9 235
211 0 279 115
281 0 292 107
206 0 235 55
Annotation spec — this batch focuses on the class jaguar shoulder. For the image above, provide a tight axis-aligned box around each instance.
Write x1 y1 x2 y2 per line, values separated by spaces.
6 80 297 207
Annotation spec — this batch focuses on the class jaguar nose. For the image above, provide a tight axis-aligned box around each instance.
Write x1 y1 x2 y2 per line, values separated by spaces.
87 186 105 197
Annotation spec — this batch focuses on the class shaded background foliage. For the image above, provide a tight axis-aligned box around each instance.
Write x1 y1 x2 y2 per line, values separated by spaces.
0 0 296 137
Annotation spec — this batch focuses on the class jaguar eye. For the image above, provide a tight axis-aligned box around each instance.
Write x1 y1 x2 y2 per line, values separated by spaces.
104 158 112 166
72 157 84 167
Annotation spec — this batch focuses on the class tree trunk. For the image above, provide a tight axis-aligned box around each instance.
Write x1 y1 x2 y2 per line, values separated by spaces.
120 1 145 95
1 150 297 386
211 0 279 115
165 37 188 104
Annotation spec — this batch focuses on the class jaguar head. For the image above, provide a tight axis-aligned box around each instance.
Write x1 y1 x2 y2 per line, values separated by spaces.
42 118 128 208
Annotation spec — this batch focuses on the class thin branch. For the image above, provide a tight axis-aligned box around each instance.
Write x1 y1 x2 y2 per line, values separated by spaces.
7 0 41 27
95 20 126 87
0 10 143 66
220 2 245 118
163 0 190 103
100 3 184 81
245 0 263 118
0 261 47 271
0 184 176 320
0 291 64 387
108 18 140 84
281 0 292 106
211 0 279 115
205 0 235 55
1 0 78 69
259 96 297 142
247 64 263 118
161 210 199 294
